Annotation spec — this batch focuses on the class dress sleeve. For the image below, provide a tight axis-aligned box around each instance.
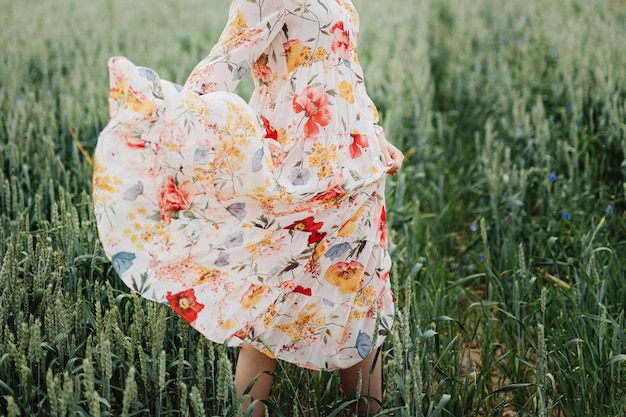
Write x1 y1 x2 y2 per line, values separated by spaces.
184 0 286 94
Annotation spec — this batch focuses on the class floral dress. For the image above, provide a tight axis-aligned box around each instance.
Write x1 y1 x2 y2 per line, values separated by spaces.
93 0 394 370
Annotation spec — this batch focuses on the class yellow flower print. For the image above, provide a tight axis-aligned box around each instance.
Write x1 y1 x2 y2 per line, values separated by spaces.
324 260 364 294
139 231 154 243
276 303 325 344
220 8 248 48
220 318 237 329
318 163 334 180
354 285 377 307
339 80 355 104
370 104 379 121
261 348 275 359
112 78 156 116
362 285 377 302
343 2 360 26
338 203 366 237
212 140 245 172
350 44 360 64
109 79 127 100
224 101 258 137
308 143 337 168
230 9 247 32
349 310 366 321
241 285 267 309
308 152 322 167
275 128 290 145
193 268 226 285
92 159 121 203
263 304 277 328
193 167 209 182
313 46 328 61
314 241 326 261
245 231 277 255
284 39 312 72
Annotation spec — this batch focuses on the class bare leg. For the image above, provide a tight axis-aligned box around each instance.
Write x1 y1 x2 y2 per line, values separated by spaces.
235 343 277 417
339 350 382 416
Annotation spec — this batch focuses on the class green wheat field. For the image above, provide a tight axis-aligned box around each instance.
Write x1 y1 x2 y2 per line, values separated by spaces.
1 0 625 415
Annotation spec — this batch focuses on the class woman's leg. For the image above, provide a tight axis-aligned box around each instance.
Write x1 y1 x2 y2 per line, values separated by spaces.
235 343 277 417
339 350 383 415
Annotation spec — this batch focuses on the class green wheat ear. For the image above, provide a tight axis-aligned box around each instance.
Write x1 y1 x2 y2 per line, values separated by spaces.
189 384 207 417
121 366 138 417
178 382 189 415
83 356 101 417
217 346 235 406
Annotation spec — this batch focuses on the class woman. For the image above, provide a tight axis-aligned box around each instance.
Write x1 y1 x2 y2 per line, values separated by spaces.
93 0 403 415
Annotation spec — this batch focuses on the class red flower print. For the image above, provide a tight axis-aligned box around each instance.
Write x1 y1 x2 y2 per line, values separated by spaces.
330 21 351 60
125 137 149 149
113 129 149 149
312 175 347 206
166 288 205 323
260 114 278 140
292 85 331 140
157 176 193 225
231 322 252 340
294 285 312 296
377 206 388 249
349 131 369 159
252 54 273 84
285 216 326 244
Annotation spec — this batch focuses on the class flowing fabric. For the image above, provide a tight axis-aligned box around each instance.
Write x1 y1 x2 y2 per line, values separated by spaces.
93 0 394 370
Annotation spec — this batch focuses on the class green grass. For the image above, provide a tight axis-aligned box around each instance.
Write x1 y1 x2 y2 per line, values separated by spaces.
1 0 625 415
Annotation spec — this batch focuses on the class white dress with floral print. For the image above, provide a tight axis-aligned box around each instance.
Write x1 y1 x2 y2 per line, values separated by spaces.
93 0 394 370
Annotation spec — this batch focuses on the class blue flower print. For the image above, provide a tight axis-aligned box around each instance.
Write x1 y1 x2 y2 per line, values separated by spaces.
232 61 249 81
356 330 373 359
215 251 230 267
324 242 352 260
194 146 212 165
224 232 244 248
252 148 264 172
111 252 136 276
226 202 247 221
288 168 310 186
123 181 144 201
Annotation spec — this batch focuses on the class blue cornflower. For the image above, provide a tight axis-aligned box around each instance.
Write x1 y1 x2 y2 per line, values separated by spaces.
562 212 571 220
215 251 230 267
566 104 573 113
548 172 557 182
470 221 478 232
16 95 22 101
232 60 249 81
288 168 310 186
605 205 614 215
224 232 244 248
478 255 485 261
